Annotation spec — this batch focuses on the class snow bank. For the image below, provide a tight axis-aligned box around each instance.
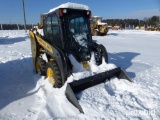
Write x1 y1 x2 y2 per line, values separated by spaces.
1 30 160 119
49 2 90 13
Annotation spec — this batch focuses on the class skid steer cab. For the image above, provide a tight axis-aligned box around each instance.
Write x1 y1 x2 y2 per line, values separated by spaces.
29 3 132 113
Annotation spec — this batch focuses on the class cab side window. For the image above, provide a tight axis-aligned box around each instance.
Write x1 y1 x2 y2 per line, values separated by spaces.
52 15 60 36
43 16 52 40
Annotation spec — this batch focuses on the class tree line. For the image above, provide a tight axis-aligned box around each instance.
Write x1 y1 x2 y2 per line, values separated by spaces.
0 24 34 30
0 16 159 30
102 16 160 28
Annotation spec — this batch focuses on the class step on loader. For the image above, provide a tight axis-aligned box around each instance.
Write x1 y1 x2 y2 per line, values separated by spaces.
29 3 132 113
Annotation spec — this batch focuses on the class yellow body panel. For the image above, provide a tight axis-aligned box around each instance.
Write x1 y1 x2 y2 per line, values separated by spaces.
29 30 35 38
29 30 37 71
36 36 53 54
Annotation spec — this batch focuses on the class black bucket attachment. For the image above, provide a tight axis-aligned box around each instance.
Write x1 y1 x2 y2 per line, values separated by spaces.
65 67 132 113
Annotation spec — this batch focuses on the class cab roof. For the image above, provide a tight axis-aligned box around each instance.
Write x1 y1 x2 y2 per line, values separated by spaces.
48 2 90 13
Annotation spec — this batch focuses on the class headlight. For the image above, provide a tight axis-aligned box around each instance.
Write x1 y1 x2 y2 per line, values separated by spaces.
63 9 67 13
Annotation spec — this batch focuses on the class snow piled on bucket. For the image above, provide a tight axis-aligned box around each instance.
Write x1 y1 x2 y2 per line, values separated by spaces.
67 53 116 82
49 2 90 13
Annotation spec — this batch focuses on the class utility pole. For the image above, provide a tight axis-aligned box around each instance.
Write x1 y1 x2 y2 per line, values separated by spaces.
1 24 3 30
17 23 19 30
159 9 160 22
22 0 27 32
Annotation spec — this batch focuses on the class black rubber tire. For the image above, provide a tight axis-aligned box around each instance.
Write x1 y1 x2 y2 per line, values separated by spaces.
46 61 62 88
98 44 108 64
36 57 46 75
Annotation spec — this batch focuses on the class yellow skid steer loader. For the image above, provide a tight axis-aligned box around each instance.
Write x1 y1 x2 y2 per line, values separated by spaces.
29 3 132 113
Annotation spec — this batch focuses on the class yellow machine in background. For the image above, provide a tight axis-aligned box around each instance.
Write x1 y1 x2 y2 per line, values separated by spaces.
90 16 108 36
37 14 46 29
145 23 160 31
134 26 145 30
134 26 140 30
145 26 156 31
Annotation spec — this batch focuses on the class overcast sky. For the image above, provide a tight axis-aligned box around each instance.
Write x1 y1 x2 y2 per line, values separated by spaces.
0 0 160 24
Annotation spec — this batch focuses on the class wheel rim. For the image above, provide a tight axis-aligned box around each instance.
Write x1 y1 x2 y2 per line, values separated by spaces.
47 67 55 85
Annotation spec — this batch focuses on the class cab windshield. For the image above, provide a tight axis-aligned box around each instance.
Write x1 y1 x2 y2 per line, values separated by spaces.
69 16 89 35
68 15 90 50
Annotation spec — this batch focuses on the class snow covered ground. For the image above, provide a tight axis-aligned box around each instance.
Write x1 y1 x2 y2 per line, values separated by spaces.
0 30 160 120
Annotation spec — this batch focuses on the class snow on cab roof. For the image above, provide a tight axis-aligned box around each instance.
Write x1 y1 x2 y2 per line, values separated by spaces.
48 2 90 13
